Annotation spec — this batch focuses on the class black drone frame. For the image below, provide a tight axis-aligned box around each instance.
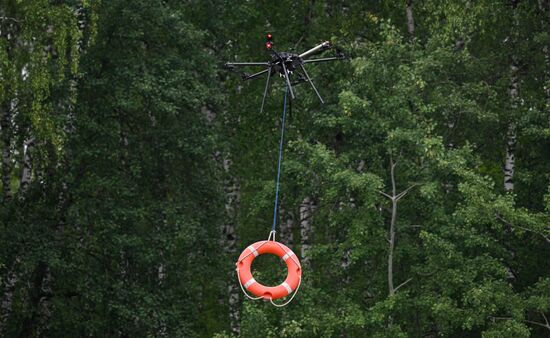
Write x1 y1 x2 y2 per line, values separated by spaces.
225 39 345 113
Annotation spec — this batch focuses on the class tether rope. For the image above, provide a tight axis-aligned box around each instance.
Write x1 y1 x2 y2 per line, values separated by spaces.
272 84 289 232
236 84 299 307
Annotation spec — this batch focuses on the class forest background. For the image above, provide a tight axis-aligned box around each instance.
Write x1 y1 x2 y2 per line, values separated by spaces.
1 0 549 337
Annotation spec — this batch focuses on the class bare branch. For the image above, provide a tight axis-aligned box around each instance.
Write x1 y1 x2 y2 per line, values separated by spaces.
489 315 550 331
517 225 550 244
394 278 412 293
496 214 550 244
390 157 397 197
0 17 20 23
396 183 419 202
389 152 399 170
541 311 549 327
524 319 550 330
378 190 393 200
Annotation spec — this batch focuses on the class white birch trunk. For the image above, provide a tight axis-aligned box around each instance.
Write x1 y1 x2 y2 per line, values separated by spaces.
387 161 397 296
539 0 550 100
341 249 351 284
406 0 415 36
19 136 34 195
340 160 365 282
0 14 18 333
0 257 19 334
1 101 11 200
378 158 414 297
300 196 316 268
503 122 516 192
504 58 519 193
279 204 294 247
0 15 15 201
67 1 87 129
222 157 241 336
503 1 522 193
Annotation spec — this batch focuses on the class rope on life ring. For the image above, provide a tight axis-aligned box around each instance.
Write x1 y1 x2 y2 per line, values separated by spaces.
236 231 302 307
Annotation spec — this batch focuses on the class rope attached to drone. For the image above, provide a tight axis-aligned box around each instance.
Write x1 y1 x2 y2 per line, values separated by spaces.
236 83 301 307
271 83 289 236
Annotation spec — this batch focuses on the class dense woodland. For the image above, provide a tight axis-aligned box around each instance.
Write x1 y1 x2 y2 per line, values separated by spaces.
0 0 549 337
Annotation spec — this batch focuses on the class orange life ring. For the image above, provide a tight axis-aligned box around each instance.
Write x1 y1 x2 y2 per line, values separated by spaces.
236 240 302 300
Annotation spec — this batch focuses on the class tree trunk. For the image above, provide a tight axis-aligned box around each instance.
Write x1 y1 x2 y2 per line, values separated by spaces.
0 10 18 333
0 13 15 201
341 249 351 285
504 27 520 192
406 0 415 36
379 158 414 297
0 257 19 335
279 203 294 247
19 137 34 196
15 261 49 337
222 157 240 336
539 0 550 99
300 196 315 268
66 2 87 134
1 101 12 200
387 160 397 296
503 121 516 193
340 160 365 284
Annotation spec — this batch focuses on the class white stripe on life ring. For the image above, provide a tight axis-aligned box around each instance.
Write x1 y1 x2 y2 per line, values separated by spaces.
281 282 292 295
282 251 294 261
248 245 259 257
244 278 256 289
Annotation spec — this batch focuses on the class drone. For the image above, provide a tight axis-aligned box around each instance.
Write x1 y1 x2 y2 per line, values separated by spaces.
224 33 346 113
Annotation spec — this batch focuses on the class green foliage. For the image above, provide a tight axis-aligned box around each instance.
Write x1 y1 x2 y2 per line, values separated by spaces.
1 0 549 337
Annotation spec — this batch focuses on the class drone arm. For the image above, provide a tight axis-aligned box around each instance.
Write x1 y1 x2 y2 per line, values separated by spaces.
225 62 270 70
242 68 269 81
299 41 332 59
303 56 345 64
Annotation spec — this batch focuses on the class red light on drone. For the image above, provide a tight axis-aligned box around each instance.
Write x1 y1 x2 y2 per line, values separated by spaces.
266 42 273 49
266 33 273 40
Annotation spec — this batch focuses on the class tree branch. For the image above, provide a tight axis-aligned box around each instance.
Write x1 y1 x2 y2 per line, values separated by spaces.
489 315 550 331
540 311 550 328
378 190 393 200
495 214 550 244
0 17 20 23
390 156 397 197
394 278 412 293
396 183 419 202
524 319 550 330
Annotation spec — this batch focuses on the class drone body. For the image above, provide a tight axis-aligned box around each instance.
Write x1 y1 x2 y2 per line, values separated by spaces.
224 34 345 113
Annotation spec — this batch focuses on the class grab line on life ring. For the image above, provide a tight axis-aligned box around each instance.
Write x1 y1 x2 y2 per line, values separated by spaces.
236 231 302 307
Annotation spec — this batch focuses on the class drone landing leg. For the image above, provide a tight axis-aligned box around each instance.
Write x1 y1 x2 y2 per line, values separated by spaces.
260 67 272 114
299 64 324 104
280 61 295 100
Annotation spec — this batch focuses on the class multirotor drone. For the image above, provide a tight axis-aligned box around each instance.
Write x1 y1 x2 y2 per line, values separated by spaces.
224 34 346 112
